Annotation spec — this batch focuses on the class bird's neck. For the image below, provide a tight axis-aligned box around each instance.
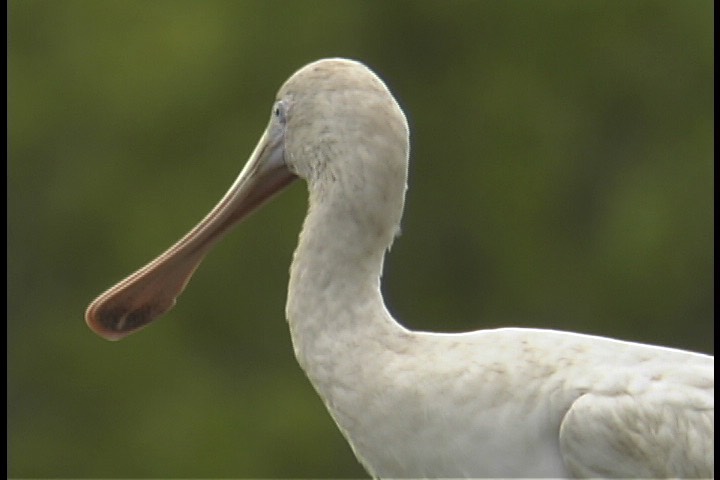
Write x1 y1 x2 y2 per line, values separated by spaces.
285 185 407 378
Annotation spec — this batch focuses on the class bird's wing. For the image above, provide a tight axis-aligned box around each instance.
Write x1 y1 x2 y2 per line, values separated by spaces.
558 378 714 478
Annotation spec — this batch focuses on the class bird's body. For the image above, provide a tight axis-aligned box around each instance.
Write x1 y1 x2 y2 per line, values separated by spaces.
296 323 712 477
86 58 713 478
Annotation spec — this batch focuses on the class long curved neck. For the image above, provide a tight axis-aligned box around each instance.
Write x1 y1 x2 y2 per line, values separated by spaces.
285 171 408 378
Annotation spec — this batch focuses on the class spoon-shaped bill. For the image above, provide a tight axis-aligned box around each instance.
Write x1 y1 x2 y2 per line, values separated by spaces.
85 129 296 341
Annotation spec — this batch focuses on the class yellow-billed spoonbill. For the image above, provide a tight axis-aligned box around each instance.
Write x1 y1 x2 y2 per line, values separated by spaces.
86 58 714 478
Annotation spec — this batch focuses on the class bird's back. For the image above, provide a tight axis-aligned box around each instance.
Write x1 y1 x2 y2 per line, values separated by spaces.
311 327 713 478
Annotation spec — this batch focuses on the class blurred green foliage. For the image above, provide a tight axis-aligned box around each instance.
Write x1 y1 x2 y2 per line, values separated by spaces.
9 1 713 477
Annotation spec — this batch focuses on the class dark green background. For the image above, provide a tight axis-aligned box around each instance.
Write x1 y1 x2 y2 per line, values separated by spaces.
9 1 713 477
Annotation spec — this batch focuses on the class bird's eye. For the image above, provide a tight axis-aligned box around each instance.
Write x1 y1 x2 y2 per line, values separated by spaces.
273 101 287 124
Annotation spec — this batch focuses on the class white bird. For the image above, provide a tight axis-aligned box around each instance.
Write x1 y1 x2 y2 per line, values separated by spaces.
86 58 713 478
